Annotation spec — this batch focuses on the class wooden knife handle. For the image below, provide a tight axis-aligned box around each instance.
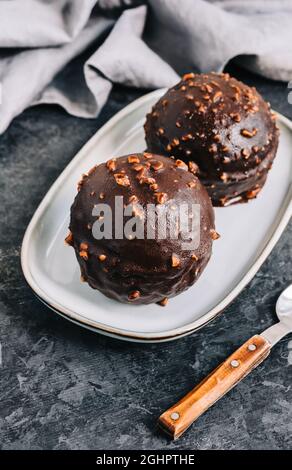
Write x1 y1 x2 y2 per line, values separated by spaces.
158 335 271 440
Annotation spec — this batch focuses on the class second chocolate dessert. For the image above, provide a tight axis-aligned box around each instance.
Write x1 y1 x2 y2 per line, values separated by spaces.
144 72 279 206
66 153 217 305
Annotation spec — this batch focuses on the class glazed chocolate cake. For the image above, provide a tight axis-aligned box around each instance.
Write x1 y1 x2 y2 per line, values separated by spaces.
66 153 217 305
144 72 279 206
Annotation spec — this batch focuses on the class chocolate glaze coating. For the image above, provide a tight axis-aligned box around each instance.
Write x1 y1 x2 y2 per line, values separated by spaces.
67 153 216 305
144 72 279 206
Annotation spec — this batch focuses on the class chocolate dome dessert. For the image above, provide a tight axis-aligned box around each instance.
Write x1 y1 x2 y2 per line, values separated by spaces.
66 153 217 305
144 72 279 206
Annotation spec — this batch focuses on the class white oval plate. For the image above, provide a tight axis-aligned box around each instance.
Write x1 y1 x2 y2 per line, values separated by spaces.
21 89 292 343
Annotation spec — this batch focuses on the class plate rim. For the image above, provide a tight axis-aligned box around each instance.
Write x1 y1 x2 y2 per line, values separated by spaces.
21 89 292 343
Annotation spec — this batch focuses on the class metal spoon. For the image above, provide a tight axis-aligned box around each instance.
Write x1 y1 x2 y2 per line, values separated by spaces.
159 284 292 440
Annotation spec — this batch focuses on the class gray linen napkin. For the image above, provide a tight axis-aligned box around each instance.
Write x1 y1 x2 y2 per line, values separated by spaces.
0 0 291 134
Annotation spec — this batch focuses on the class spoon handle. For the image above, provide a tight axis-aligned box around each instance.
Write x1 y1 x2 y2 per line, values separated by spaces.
158 334 271 440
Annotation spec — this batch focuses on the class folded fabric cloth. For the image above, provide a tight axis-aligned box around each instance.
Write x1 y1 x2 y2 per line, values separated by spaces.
0 0 291 134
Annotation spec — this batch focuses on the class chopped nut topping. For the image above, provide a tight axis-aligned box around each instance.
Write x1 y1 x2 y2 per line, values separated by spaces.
155 192 168 204
150 183 158 191
210 229 220 240
132 163 144 172
198 104 206 113
143 152 153 159
79 250 88 260
106 158 117 171
128 155 140 164
250 105 259 114
158 297 168 307
220 172 228 182
219 197 228 206
256 156 261 164
114 173 130 187
230 113 241 122
182 133 194 141
213 91 223 103
136 168 146 180
213 134 221 142
99 192 105 199
90 191 95 196
183 72 195 81
65 232 73 246
98 254 106 262
232 93 240 102
128 195 138 204
223 156 231 164
150 160 163 171
241 128 258 138
231 84 241 94
128 290 140 300
188 161 199 174
246 188 261 199
175 159 188 170
142 177 156 185
162 99 168 107
172 138 180 147
157 128 165 135
80 242 88 250
166 144 172 152
188 181 196 188
191 254 198 261
176 121 182 128
171 254 180 268
241 148 250 159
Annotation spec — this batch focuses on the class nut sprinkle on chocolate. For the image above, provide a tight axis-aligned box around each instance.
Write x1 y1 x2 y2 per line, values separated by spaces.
67 153 216 305
144 72 279 206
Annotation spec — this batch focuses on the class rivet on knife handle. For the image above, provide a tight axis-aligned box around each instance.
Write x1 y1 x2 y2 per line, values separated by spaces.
158 335 271 440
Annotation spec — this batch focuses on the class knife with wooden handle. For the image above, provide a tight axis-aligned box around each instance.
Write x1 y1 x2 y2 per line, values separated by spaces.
158 284 292 440
158 335 271 439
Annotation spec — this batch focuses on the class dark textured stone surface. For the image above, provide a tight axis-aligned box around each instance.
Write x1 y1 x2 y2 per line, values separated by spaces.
0 66 291 450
